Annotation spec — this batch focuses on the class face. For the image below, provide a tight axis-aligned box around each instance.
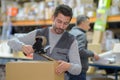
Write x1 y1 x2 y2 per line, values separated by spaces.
82 19 91 31
51 13 71 34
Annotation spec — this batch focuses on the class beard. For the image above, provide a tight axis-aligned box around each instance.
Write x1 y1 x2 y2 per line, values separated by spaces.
54 28 64 34
52 25 64 34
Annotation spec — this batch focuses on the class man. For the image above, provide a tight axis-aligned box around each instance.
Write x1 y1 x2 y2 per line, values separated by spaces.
69 15 99 80
7 4 81 80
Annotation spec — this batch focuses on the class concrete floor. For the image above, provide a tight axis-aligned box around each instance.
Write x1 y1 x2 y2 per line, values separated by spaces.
86 73 117 80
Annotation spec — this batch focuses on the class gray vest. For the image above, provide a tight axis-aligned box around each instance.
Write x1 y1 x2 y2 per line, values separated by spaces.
33 28 74 62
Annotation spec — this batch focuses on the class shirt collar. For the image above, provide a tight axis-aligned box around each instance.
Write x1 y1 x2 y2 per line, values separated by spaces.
74 26 86 33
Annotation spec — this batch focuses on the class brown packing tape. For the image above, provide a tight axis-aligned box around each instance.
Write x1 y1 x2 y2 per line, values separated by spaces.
40 54 55 61
35 36 47 47
34 36 55 61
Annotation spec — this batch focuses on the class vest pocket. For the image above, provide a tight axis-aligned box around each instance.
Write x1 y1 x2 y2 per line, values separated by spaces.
51 48 69 61
56 49 69 61
57 51 68 61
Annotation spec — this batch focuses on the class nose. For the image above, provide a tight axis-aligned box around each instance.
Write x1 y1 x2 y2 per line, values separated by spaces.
59 23 64 29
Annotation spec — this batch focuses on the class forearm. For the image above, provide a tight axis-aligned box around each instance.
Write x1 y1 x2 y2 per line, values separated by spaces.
79 48 94 57
8 38 25 51
68 63 81 75
8 30 37 52
68 40 82 75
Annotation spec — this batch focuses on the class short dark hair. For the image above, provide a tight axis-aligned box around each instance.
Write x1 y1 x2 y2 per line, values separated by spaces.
76 15 89 25
53 4 73 20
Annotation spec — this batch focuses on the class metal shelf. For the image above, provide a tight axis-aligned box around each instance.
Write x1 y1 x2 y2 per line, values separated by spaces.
0 15 120 27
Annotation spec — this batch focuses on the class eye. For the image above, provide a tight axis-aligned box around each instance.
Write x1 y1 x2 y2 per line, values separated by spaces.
64 22 69 26
57 19 62 23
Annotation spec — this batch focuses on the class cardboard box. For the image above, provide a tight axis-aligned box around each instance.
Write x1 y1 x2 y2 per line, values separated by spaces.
92 31 104 44
80 0 93 4
6 61 64 80
88 43 102 53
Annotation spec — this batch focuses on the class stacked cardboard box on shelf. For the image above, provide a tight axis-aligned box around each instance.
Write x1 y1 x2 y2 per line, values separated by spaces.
110 0 120 15
73 0 96 17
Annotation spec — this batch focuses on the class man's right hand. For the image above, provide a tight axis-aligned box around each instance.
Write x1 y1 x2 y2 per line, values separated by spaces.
94 53 100 61
22 45 34 55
